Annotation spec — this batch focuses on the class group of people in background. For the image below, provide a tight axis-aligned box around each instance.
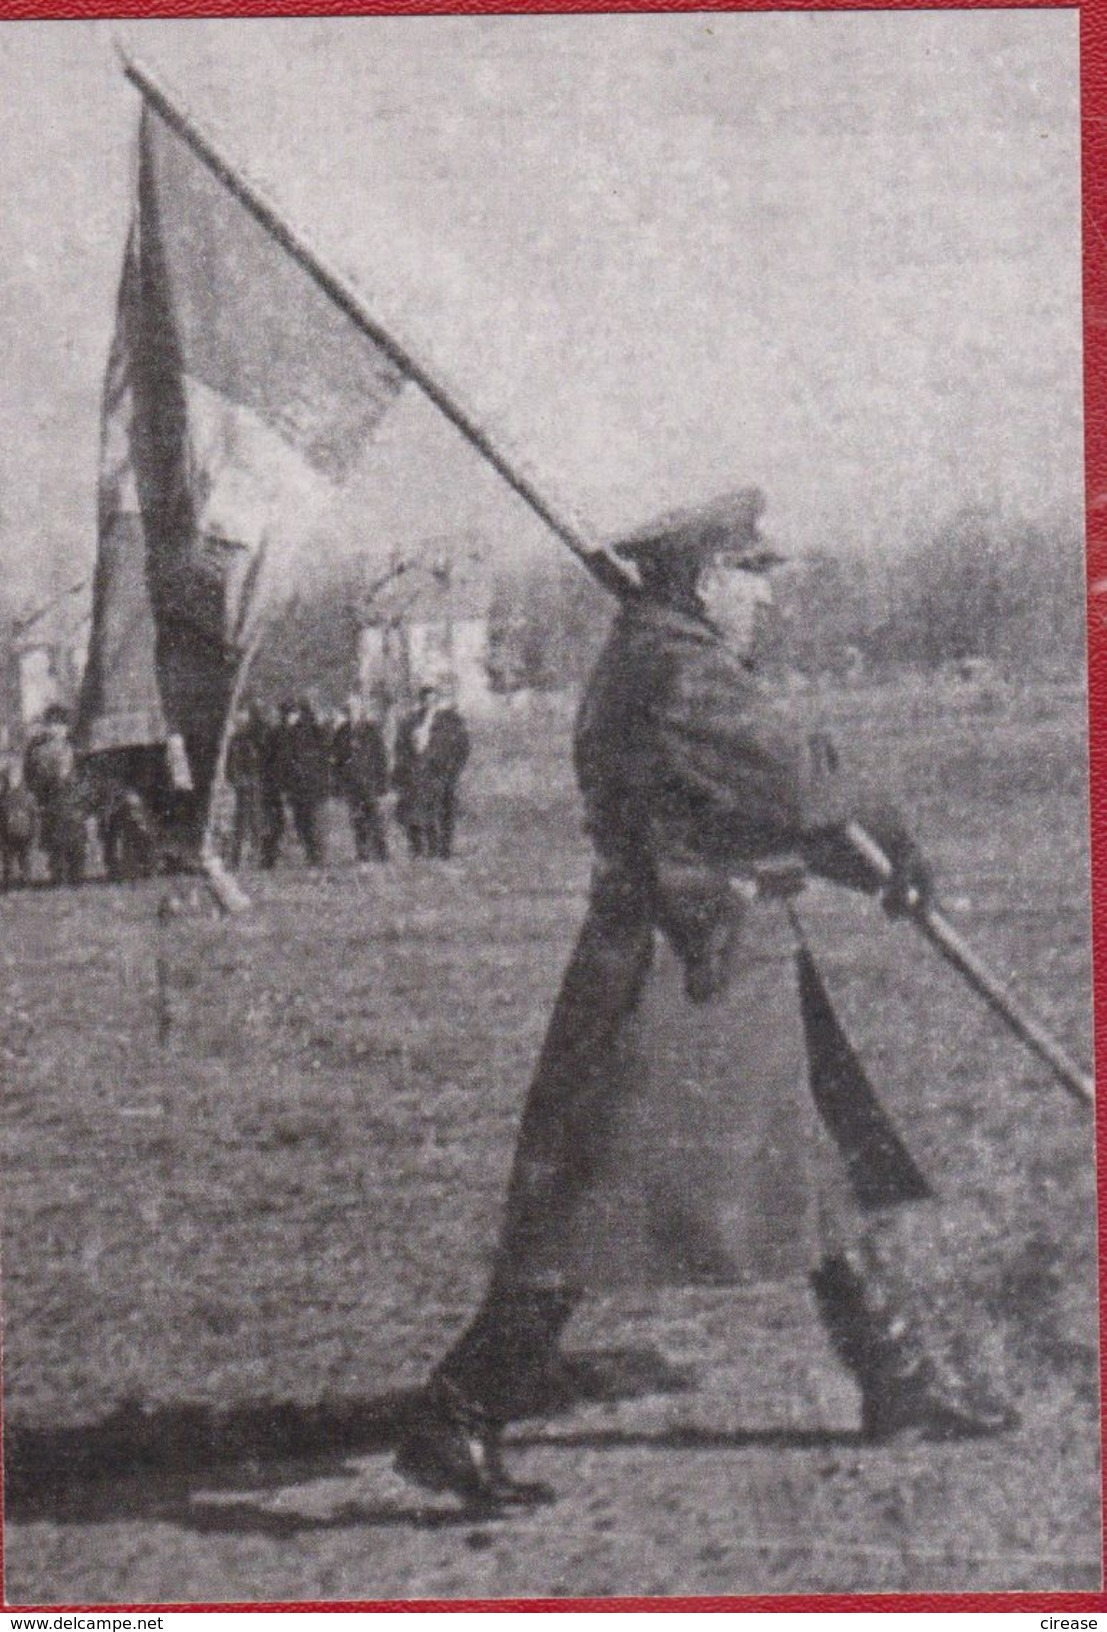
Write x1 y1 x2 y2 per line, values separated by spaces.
0 704 88 888
0 682 472 887
226 683 471 872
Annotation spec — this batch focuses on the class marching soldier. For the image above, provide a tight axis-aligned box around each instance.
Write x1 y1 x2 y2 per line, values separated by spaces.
393 487 1018 1509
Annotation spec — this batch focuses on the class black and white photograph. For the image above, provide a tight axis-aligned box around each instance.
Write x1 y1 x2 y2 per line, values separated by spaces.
0 9 1099 1603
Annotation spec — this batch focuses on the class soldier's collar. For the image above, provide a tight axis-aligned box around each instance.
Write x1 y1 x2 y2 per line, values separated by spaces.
631 593 725 643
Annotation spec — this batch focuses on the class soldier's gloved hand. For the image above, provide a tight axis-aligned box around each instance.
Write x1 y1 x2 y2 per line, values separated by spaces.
881 840 935 919
806 802 925 901
853 803 935 917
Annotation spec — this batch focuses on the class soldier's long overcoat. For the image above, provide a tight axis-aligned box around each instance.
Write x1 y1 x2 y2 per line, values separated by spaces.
491 593 890 1295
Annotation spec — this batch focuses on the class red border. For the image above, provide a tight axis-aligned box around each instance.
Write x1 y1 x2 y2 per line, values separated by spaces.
1 0 1104 1615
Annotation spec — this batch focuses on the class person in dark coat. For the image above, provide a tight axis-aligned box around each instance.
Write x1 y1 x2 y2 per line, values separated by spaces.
225 704 264 870
393 684 471 858
275 696 331 867
254 702 286 871
332 695 390 862
393 487 1018 1509
390 691 426 856
23 706 86 887
23 705 75 808
0 764 38 888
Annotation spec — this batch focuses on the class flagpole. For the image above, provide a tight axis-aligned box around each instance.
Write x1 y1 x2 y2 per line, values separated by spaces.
110 50 1096 1104
116 46 638 607
195 541 274 910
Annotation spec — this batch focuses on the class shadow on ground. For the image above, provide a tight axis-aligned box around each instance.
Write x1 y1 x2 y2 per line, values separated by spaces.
7 1345 869 1536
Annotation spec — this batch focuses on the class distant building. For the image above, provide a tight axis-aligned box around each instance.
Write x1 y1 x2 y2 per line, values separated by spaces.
1 596 89 738
357 547 494 715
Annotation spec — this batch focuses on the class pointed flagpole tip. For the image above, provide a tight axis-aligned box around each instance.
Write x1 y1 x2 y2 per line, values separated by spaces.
112 34 151 96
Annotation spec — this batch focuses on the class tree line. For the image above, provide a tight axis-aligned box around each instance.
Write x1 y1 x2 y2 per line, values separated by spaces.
488 505 1088 689
12 503 1072 723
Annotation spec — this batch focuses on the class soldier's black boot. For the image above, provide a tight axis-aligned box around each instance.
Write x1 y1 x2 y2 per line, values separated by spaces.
811 1252 1020 1443
394 1377 555 1510
393 1289 577 1507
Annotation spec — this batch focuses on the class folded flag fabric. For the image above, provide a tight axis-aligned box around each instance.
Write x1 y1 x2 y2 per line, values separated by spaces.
78 103 406 797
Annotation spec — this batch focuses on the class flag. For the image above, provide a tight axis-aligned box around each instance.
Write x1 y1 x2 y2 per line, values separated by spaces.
77 103 406 800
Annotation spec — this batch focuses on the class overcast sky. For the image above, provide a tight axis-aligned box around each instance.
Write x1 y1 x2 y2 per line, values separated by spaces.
0 10 1084 611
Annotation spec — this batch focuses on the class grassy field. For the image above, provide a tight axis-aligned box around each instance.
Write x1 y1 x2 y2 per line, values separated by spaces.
1 678 1101 1603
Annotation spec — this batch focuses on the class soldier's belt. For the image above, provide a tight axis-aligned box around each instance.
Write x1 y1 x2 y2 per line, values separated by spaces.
590 853 808 905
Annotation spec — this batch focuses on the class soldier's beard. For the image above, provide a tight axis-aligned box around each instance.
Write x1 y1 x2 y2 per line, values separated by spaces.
697 567 773 659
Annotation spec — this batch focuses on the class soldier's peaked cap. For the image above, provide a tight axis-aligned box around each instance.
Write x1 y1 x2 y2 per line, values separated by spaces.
612 486 786 571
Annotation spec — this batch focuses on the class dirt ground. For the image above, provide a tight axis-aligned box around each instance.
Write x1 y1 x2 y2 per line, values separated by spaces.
1 681 1101 1603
